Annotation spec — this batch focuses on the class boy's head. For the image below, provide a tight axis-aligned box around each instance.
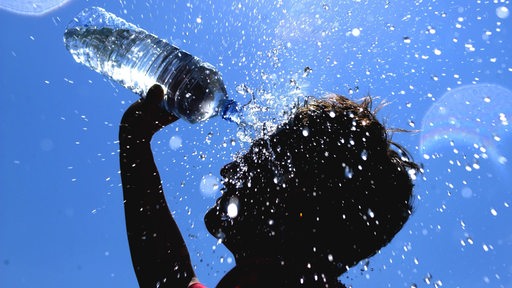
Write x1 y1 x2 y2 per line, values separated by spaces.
205 94 419 275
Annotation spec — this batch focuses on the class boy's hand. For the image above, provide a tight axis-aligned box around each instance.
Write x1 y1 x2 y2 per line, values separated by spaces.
120 84 178 141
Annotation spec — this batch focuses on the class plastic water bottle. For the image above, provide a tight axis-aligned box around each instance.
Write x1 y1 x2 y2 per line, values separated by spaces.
63 6 239 124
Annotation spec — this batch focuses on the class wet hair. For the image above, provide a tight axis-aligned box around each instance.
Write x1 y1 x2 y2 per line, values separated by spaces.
235 94 420 277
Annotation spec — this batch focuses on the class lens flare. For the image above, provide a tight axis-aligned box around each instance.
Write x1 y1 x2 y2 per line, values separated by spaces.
0 0 71 16
420 84 512 169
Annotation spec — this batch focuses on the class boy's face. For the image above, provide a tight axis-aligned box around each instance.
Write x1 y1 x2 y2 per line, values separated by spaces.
204 134 293 254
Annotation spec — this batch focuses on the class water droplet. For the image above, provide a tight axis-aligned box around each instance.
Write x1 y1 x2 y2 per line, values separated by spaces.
169 135 182 150
461 187 473 198
351 28 361 37
424 273 432 285
227 203 238 218
40 138 54 151
499 113 508 125
235 83 252 95
361 150 368 161
302 128 310 137
344 166 353 179
490 208 498 216
227 197 239 218
496 6 510 19
303 66 313 77
199 174 220 197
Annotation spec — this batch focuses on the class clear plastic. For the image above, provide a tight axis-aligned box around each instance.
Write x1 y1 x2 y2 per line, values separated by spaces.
64 6 239 123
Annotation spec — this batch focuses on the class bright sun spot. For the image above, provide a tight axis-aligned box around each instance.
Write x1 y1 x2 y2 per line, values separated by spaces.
0 0 71 16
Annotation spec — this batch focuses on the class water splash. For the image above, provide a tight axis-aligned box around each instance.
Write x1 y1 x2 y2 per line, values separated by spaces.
232 78 309 144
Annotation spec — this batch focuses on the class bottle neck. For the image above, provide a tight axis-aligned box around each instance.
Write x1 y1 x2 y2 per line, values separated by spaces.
221 99 241 124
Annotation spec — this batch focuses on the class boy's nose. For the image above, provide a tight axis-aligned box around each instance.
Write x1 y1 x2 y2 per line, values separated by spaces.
220 161 238 179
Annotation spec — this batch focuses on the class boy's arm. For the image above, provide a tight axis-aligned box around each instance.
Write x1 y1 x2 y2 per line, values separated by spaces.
119 84 196 287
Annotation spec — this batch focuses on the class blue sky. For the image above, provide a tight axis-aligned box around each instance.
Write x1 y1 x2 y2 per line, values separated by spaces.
1 0 511 287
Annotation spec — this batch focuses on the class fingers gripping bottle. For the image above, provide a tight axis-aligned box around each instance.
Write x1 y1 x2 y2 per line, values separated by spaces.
64 6 239 124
